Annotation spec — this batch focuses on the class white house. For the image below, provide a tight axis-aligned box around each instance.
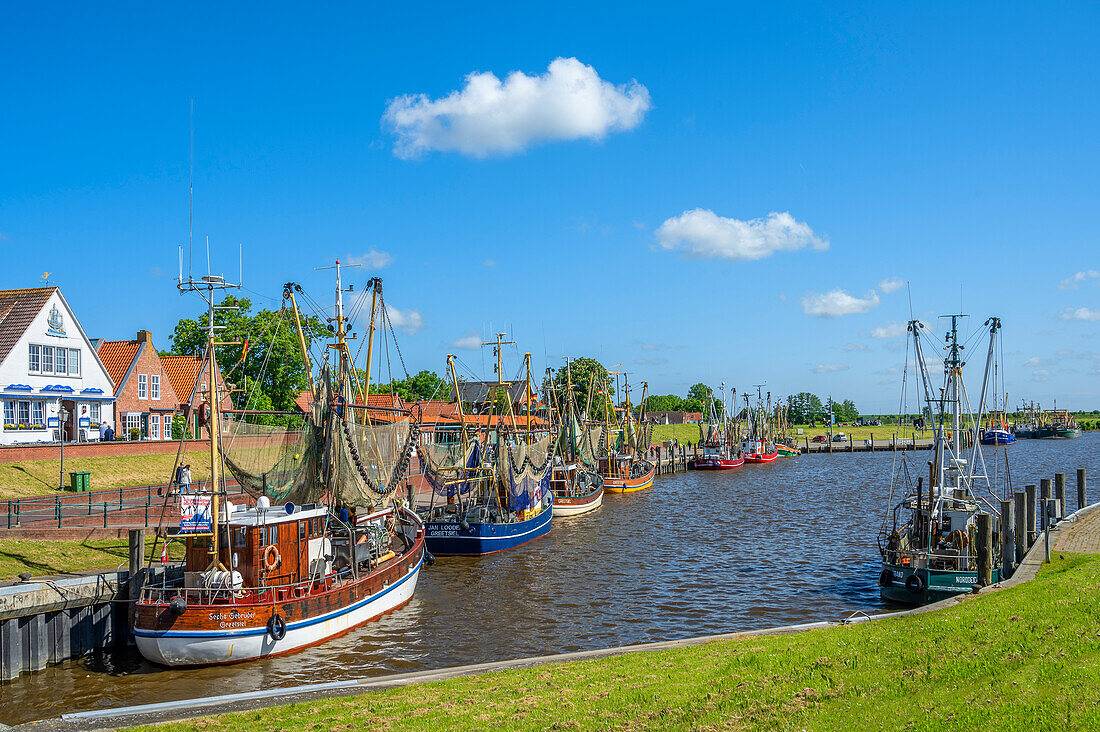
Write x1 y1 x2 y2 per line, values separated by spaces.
0 287 116 444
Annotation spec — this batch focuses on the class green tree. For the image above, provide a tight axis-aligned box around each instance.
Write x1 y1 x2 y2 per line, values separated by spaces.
552 358 612 421
369 370 450 402
168 295 326 415
788 392 824 423
836 399 860 423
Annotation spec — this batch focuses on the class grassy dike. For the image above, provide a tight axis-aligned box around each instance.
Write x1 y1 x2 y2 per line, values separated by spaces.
0 450 209 500
0 535 185 578
139 553 1100 731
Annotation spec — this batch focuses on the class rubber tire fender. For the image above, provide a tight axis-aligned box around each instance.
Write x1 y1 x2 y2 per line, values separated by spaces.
878 568 894 587
904 573 924 593
267 613 287 641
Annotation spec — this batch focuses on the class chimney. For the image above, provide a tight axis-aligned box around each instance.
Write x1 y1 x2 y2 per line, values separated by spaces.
137 330 153 344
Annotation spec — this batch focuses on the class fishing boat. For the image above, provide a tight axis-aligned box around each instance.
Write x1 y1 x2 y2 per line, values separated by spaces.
741 387 779 463
689 383 744 470
134 265 425 666
547 359 604 516
417 340 554 555
1045 410 1081 439
878 315 1005 606
593 372 656 493
773 400 800 457
981 408 1015 445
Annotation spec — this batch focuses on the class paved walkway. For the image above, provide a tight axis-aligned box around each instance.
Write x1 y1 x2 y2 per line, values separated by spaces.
1056 507 1100 552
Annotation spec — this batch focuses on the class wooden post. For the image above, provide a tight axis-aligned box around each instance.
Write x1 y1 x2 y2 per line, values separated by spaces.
848 434 853 452
127 528 146 635
1000 499 1014 579
893 432 897 452
1013 490 1027 561
1078 468 1087 510
870 432 874 451
976 512 993 587
1025 484 1037 546
1054 473 1065 519
1040 478 1052 519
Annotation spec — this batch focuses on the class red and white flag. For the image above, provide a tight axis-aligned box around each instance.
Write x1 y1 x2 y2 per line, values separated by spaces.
160 538 169 564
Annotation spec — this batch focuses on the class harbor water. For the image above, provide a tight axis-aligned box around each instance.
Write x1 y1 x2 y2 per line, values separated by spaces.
2 434 1098 723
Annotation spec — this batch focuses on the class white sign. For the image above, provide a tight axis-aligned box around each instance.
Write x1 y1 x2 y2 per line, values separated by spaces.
180 494 212 532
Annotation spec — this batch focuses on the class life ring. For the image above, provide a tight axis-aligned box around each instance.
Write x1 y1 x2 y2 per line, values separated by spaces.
905 573 924 593
878 568 894 587
263 545 282 572
267 613 287 641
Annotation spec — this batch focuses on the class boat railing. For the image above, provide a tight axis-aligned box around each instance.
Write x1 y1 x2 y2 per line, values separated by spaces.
885 547 980 571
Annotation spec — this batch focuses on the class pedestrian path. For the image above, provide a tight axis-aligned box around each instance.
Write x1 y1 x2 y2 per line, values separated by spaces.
1055 507 1100 553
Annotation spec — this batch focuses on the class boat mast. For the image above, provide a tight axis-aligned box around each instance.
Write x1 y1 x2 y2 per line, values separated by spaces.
361 278 382 410
525 352 533 445
283 283 315 395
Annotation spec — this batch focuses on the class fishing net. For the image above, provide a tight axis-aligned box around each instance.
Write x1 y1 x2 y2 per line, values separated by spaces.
335 415 419 506
579 425 607 465
498 434 552 512
418 440 482 497
220 419 321 504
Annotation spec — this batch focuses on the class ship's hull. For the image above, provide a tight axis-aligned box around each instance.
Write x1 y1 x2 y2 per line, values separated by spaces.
878 563 1002 606
743 450 779 463
552 486 604 516
1052 427 1081 439
689 457 744 470
981 429 1016 445
776 445 799 457
424 497 553 556
133 520 425 667
602 462 656 493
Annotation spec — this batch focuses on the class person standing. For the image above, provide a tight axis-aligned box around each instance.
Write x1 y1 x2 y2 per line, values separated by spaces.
98 419 109 441
179 464 192 494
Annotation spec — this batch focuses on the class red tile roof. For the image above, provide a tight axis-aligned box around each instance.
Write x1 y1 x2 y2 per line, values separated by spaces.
0 287 56 367
160 354 204 404
294 390 313 413
96 340 142 388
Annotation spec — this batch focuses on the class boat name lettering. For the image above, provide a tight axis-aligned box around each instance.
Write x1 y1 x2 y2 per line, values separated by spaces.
208 611 257 621
953 576 978 585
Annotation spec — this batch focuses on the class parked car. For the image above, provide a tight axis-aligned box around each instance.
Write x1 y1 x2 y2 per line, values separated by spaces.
812 435 828 443
832 433 847 442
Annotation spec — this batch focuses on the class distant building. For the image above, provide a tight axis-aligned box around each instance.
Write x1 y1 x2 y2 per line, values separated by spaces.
160 354 232 438
97 331 180 440
646 410 703 425
0 287 116 444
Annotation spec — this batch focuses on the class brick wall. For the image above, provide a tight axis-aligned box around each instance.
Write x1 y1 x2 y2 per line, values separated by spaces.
0 438 211 464
112 335 180 437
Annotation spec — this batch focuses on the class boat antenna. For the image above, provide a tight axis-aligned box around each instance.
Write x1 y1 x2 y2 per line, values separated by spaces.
189 98 194 278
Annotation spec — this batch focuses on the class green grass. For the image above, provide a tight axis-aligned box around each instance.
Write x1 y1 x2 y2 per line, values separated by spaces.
649 423 703 444
140 553 1100 731
0 535 186 579
0 450 210 500
790 424 933 444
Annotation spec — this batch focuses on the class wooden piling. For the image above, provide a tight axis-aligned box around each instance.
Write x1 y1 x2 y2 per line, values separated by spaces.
1054 473 1066 519
1079 468 1088 510
1013 490 1027 561
1000 499 1014 578
976 512 993 587
1040 478 1052 525
127 528 145 633
1025 483 1037 546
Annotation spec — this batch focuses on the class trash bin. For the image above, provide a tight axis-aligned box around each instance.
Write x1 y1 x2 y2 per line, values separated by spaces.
68 471 91 492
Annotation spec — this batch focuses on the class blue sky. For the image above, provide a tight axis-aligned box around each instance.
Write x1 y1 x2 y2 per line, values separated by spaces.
2 3 1098 412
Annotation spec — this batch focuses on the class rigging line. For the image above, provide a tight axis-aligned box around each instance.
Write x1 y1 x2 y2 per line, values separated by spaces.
382 298 411 381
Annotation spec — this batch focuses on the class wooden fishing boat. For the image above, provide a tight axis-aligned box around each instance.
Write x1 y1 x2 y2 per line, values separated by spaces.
135 265 425 666
878 316 1005 606
740 387 779 463
775 443 800 457
602 456 656 493
689 383 744 470
742 440 779 463
980 428 1015 445
551 461 604 516
689 453 745 470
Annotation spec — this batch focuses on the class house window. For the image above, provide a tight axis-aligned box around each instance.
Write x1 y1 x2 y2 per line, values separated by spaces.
42 346 53 373
31 402 43 425
18 402 30 424
151 375 160 400
68 349 80 375
55 347 67 374
138 374 147 399
163 414 172 439
3 401 13 424
124 413 141 437
90 402 101 422
28 345 40 372
150 417 160 440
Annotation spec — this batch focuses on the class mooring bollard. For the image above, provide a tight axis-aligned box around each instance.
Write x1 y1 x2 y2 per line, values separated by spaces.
1014 490 1027 562
1000 499 1014 578
976 512 993 586
1026 484 1037 546
1079 468 1088 510
1043 498 1055 564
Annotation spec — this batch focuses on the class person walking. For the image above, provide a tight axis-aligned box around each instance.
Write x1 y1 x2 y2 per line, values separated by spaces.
179 464 192 494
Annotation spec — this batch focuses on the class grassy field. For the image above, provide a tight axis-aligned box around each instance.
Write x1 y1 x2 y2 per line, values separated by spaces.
650 423 929 446
0 450 210 500
649 423 702 444
145 553 1100 731
0 534 186 579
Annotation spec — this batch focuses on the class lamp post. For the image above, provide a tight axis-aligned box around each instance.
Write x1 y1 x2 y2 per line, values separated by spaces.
57 402 69 490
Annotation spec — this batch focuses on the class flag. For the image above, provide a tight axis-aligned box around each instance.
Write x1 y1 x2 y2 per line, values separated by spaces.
239 338 250 362
160 537 169 564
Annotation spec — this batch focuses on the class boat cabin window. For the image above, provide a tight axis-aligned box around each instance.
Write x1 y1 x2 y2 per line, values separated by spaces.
262 525 278 546
299 521 307 542
232 527 247 548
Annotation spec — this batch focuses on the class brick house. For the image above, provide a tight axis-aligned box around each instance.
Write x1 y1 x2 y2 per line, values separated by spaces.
97 331 180 440
160 354 231 438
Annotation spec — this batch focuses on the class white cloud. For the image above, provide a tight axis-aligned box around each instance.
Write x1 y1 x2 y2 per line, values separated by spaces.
811 363 849 374
482 259 497 268
634 357 668 366
1061 307 1100 322
1059 270 1100 290
387 308 424 335
870 322 907 338
1031 369 1051 382
1023 357 1046 367
656 210 828 261
346 249 393 269
878 277 905 294
451 332 481 350
800 289 880 318
384 57 651 159
149 265 166 277
844 342 869 351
